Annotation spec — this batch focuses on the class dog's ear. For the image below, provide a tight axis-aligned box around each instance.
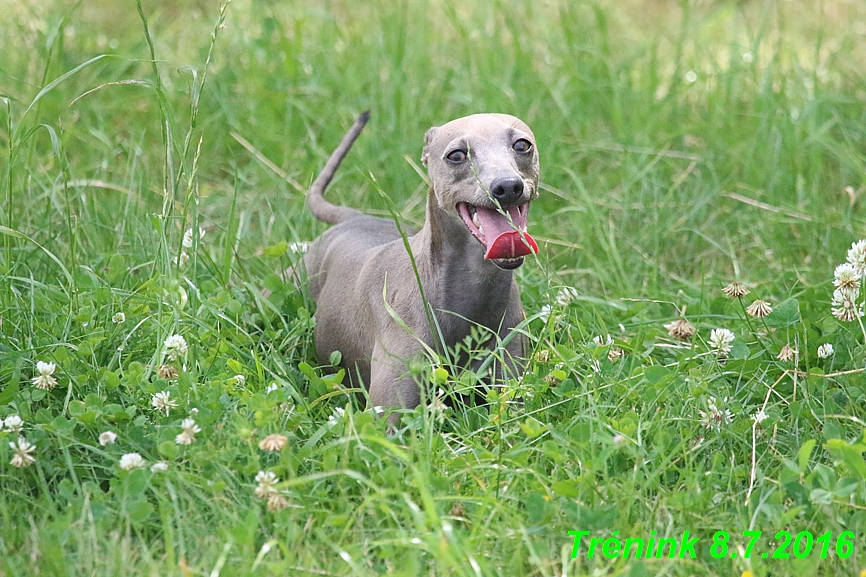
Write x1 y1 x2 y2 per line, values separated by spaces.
421 126 438 167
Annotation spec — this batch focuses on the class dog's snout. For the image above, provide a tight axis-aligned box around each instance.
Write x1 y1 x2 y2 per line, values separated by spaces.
489 176 524 205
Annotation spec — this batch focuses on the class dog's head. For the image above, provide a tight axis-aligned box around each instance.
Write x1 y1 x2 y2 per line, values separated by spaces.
421 113 540 270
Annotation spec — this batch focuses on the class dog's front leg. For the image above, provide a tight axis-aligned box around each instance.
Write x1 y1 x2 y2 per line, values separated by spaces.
368 342 422 423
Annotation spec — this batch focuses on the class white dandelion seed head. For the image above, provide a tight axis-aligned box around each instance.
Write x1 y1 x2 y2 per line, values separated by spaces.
119 452 146 471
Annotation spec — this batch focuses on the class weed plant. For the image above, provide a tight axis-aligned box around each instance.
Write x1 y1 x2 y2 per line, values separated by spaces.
1 0 866 575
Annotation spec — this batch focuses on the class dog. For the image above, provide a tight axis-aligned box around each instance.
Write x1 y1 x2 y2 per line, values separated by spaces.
303 111 540 420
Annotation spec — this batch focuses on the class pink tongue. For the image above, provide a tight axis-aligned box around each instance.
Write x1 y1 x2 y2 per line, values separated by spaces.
475 206 539 260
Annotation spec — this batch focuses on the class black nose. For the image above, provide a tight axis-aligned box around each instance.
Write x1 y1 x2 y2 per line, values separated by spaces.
489 176 524 205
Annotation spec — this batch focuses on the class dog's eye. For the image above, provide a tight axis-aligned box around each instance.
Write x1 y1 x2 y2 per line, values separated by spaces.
513 139 533 153
446 149 467 163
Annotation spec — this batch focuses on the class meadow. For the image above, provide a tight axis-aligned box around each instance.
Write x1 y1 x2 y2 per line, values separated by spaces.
1 0 866 575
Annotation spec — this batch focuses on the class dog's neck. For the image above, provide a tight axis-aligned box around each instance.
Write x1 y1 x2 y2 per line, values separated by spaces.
409 189 515 325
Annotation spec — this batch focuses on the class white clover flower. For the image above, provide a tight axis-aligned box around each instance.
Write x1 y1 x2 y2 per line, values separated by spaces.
119 452 146 471
254 470 279 498
265 383 278 394
722 282 749 298
31 361 58 390
267 493 290 511
846 240 866 276
151 461 169 473
746 299 772 318
426 388 450 423
157 364 178 380
593 334 614 347
258 434 288 452
831 289 863 322
99 431 118 446
163 334 188 361
698 397 733 431
175 252 190 267
327 406 346 426
555 287 579 307
708 328 736 358
777 344 796 362
152 391 178 416
538 304 553 323
112 312 126 324
289 241 309 254
589 359 602 374
664 318 695 341
753 409 768 425
3 415 24 434
9 437 35 468
182 227 206 248
175 418 201 445
233 374 245 386
834 263 861 296
817 343 834 359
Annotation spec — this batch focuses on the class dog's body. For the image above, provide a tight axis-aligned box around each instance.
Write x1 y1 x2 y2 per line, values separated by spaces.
304 112 539 413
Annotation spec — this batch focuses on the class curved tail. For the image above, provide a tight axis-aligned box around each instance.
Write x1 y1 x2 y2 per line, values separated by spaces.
307 111 370 225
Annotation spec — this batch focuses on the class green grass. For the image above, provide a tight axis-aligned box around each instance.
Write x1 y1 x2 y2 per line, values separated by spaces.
2 0 866 575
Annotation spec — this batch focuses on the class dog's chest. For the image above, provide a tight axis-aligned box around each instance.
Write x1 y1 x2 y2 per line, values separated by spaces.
431 276 516 341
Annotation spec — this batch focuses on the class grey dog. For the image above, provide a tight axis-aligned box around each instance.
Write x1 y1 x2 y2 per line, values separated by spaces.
303 111 540 419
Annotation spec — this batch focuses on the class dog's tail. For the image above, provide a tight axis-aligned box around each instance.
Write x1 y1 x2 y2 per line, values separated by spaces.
307 111 370 225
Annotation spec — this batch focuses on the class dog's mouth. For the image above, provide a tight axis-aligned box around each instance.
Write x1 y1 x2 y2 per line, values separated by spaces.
456 202 539 269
